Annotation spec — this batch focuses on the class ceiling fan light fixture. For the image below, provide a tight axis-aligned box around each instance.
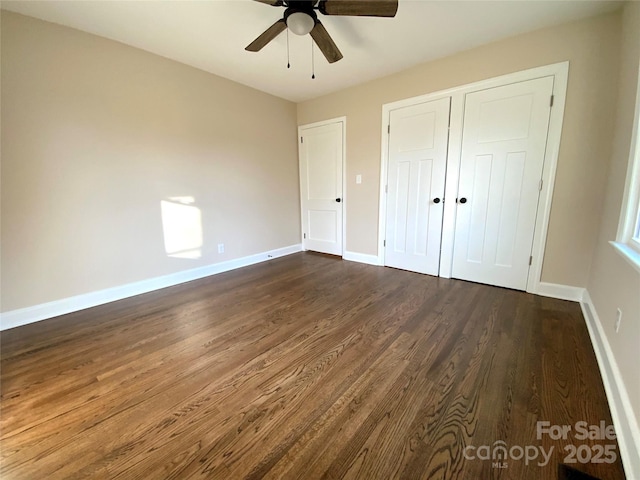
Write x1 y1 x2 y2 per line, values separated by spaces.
286 12 315 35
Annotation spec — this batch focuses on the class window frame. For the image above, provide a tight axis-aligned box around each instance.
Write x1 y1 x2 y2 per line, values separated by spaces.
612 61 640 272
632 194 640 249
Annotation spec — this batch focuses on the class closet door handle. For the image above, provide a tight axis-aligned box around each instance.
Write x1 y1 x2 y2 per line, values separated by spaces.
433 198 441 204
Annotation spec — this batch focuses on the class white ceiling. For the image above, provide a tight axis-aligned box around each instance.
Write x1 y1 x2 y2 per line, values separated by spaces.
1 0 622 102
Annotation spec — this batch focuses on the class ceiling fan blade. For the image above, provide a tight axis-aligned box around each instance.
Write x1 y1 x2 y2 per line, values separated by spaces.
245 19 287 52
310 20 343 64
319 0 398 17
253 0 284 6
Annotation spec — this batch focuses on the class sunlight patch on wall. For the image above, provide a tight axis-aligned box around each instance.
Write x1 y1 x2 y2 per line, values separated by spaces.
161 196 203 259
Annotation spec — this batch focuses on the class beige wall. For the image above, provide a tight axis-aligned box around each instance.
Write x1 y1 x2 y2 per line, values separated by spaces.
1 12 300 312
297 11 621 288
587 1 640 448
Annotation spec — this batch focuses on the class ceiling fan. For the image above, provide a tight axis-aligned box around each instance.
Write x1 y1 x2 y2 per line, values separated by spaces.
245 0 399 64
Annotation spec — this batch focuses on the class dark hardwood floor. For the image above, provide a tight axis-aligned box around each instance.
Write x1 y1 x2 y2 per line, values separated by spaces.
0 252 625 479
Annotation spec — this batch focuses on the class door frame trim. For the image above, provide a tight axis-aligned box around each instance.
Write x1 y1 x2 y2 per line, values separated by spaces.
378 62 569 293
298 116 347 256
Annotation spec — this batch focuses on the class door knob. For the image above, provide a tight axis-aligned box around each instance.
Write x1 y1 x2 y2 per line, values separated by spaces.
335 198 342 202
458 197 468 204
433 198 441 204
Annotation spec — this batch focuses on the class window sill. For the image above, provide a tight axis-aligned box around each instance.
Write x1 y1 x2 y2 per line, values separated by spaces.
610 241 640 274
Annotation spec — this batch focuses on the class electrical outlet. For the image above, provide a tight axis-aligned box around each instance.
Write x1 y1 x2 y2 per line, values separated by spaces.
218 243 224 254
615 308 622 333
356 174 362 184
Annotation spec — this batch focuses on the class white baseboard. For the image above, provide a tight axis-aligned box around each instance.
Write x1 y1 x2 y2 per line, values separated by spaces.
0 244 303 331
535 281 585 302
342 251 382 266
581 290 640 479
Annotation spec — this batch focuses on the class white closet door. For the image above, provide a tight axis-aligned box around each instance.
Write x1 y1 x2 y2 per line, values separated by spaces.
452 76 554 290
385 97 450 275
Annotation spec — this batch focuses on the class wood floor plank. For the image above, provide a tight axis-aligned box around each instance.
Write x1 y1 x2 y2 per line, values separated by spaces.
0 252 626 479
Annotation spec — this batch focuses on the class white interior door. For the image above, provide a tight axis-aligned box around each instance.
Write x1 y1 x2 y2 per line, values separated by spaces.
384 97 450 275
299 121 344 256
452 76 554 290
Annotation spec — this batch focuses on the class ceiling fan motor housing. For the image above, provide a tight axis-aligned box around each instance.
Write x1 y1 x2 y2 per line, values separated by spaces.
284 2 318 35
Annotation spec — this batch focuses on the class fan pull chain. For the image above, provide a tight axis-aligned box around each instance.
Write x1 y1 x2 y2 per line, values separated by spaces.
286 29 290 69
311 38 315 79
